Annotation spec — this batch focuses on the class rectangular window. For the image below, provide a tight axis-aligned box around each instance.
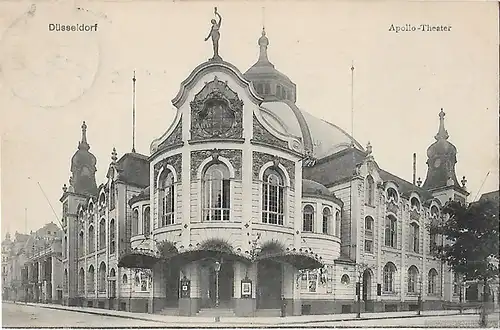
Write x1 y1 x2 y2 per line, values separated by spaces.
413 228 419 253
300 271 318 293
365 240 373 253
300 272 308 290
385 219 397 248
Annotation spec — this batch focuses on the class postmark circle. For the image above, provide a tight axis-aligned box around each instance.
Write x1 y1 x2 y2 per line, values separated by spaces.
0 5 100 108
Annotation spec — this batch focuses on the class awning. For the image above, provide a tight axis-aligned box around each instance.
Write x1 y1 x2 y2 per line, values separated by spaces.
117 250 161 269
256 251 324 270
165 248 251 266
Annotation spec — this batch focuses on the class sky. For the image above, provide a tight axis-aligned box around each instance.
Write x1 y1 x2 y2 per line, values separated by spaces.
0 0 498 236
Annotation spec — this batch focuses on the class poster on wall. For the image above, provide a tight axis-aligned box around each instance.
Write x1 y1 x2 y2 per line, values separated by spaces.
241 279 252 298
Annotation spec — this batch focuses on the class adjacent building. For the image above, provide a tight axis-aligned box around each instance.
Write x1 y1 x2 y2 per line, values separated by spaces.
57 25 496 316
2 224 63 303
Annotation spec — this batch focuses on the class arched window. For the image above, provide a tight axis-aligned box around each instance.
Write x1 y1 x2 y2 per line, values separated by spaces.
109 219 116 255
99 219 106 250
407 266 419 294
88 225 95 253
430 217 440 252
322 208 331 234
78 231 84 257
143 207 151 236
88 202 94 216
410 223 419 253
335 211 341 237
410 197 421 211
365 216 374 234
122 274 128 284
385 215 397 248
87 265 95 293
99 192 106 207
431 205 439 218
98 262 106 292
78 209 85 224
159 170 175 227
341 274 350 285
63 269 68 293
302 205 314 232
383 263 396 293
366 175 375 205
428 268 438 295
262 167 285 225
132 209 139 236
78 268 85 294
203 163 230 221
109 183 116 210
387 188 398 202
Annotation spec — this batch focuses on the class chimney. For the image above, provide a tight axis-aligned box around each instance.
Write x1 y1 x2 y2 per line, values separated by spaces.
412 153 417 185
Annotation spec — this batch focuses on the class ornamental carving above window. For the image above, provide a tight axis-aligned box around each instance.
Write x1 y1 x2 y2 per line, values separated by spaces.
190 76 243 140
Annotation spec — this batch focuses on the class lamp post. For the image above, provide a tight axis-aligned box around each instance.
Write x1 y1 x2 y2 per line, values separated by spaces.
417 275 422 316
214 261 221 308
459 278 463 314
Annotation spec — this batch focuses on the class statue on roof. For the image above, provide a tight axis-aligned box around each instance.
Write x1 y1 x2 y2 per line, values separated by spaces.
204 7 222 61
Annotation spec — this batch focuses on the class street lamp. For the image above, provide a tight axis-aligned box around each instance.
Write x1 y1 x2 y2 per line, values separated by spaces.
417 275 422 316
214 261 221 308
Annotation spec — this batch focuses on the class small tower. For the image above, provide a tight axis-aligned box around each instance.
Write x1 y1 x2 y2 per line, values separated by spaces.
422 109 468 204
244 28 297 102
69 121 98 196
60 121 98 306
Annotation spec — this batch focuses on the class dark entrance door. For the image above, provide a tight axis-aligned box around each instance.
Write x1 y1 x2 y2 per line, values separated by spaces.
257 260 282 309
165 265 180 307
363 269 374 312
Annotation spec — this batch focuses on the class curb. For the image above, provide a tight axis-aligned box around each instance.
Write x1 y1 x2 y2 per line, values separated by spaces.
7 301 482 326
8 302 170 325
281 311 480 325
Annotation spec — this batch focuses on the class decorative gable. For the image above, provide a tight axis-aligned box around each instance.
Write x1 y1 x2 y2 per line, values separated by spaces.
190 76 244 142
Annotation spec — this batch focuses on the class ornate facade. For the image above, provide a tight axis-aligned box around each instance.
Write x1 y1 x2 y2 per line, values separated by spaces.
55 24 498 316
2 224 63 303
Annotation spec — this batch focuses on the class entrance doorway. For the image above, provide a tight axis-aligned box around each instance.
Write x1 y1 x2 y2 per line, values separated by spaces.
165 265 180 307
257 260 282 309
200 260 234 308
362 269 373 312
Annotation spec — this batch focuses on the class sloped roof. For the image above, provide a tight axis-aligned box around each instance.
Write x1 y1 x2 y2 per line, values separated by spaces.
128 185 151 206
303 147 367 187
379 170 433 200
478 190 499 204
115 153 150 188
304 147 433 200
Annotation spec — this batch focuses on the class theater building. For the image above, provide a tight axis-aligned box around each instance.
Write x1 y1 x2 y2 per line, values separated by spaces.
59 25 485 316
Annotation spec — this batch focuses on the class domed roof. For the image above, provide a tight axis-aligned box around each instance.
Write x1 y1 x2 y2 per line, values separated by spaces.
260 101 364 158
243 28 297 103
69 122 98 195
244 28 291 81
302 179 331 197
70 122 97 172
426 109 457 158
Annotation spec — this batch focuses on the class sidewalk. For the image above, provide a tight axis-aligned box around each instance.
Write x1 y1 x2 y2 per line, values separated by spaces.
5 301 481 326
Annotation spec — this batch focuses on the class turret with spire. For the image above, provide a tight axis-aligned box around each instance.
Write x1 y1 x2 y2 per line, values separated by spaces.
69 121 98 196
244 27 297 103
422 109 465 195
